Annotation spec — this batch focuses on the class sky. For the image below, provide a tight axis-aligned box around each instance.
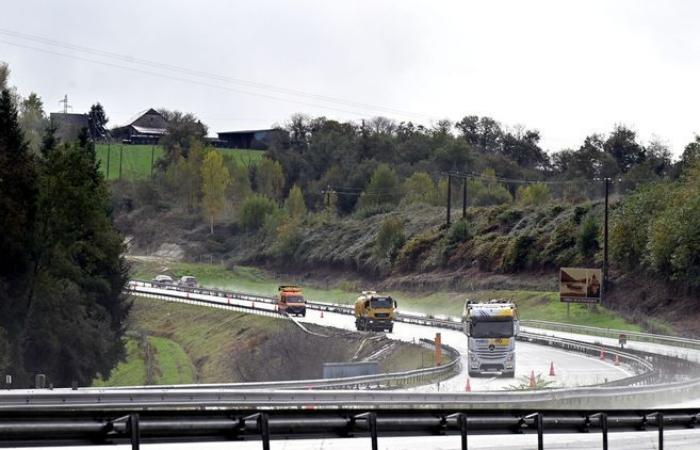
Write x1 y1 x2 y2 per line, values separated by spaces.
1 0 699 156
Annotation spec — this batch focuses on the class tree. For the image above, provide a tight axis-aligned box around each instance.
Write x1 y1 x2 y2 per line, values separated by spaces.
19 93 47 153
285 184 306 220
87 103 109 141
240 194 277 231
223 156 252 208
158 110 208 163
201 150 230 234
255 158 285 202
0 63 9 90
358 164 401 209
403 171 436 204
679 136 700 172
604 125 645 173
0 88 38 379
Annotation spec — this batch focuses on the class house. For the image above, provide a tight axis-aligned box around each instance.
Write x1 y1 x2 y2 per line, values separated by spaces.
111 108 168 145
50 113 89 143
217 128 276 149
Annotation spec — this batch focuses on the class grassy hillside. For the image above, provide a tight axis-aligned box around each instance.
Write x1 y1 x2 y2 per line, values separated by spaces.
96 144 264 180
93 295 434 387
131 259 641 331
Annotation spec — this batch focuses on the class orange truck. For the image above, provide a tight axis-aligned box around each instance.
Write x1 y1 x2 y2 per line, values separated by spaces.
277 285 306 317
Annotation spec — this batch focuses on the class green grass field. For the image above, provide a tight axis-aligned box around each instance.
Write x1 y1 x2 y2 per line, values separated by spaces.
96 144 265 180
131 260 642 332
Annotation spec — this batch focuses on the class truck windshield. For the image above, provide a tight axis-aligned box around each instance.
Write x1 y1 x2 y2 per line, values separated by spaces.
284 295 305 303
471 320 513 338
370 297 393 308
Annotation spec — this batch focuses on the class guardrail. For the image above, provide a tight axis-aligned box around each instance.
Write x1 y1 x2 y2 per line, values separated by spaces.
0 407 696 450
521 319 700 349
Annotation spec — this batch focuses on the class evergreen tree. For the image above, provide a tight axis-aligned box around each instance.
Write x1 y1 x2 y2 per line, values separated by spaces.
88 103 109 140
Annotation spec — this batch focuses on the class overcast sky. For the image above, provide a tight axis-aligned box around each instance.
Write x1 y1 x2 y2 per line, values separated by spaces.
1 0 699 155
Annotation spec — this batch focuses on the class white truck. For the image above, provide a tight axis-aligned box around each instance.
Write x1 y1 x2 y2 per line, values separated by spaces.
462 300 519 377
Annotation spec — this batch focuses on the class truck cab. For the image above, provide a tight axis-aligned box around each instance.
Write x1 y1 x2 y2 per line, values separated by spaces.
277 285 306 317
463 300 519 377
354 291 397 333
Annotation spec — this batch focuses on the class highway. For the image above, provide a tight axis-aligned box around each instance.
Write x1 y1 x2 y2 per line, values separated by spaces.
129 283 631 392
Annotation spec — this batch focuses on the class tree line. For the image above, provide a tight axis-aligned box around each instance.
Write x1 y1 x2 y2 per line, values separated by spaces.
0 65 128 387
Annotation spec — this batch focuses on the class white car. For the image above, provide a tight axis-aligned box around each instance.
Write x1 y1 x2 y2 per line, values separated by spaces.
152 275 175 289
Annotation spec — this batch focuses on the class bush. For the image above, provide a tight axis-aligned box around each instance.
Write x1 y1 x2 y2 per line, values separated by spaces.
516 183 551 206
375 217 406 264
395 229 442 272
240 194 277 231
576 214 600 259
271 219 304 260
448 219 471 244
502 234 536 272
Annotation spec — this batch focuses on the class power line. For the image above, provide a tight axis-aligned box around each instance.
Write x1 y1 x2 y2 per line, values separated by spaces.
0 38 396 118
0 28 433 120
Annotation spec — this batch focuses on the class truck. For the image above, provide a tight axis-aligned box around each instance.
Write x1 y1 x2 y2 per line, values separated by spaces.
277 285 306 317
462 300 519 377
354 291 397 332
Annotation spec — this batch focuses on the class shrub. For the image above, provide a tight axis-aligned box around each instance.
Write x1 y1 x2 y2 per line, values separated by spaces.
375 217 406 264
516 183 551 206
502 234 536 272
271 219 304 260
403 171 436 205
240 194 277 231
396 229 442 272
576 214 600 259
448 219 471 244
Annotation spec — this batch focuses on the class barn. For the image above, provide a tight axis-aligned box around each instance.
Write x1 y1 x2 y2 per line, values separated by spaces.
111 109 168 145
217 129 276 149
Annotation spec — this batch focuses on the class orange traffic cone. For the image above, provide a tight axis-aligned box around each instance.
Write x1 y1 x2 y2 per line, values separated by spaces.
599 349 605 360
529 370 536 388
549 361 556 376
465 378 471 392
614 354 620 366
320 310 324 318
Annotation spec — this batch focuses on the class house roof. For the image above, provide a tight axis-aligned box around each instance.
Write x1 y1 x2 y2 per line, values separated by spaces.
132 125 167 135
120 108 165 127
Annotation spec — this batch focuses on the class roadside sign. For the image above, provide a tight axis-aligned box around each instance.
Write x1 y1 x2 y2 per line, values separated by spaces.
560 267 602 304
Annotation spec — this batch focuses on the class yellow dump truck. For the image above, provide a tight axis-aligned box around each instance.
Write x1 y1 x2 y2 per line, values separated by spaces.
277 285 306 317
354 291 397 332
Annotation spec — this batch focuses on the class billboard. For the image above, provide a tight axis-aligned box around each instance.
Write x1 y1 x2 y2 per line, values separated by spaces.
560 267 602 303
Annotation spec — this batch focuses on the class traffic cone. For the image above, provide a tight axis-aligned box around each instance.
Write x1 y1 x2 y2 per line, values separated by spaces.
320 310 324 319
529 370 536 388
614 354 620 366
549 361 556 376
465 378 471 392
599 349 605 360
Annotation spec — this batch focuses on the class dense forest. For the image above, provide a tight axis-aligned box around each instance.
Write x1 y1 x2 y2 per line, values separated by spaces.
0 66 128 387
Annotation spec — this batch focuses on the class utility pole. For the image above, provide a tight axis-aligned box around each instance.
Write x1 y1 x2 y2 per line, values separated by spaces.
603 178 610 294
446 174 452 227
462 175 467 219
58 94 71 114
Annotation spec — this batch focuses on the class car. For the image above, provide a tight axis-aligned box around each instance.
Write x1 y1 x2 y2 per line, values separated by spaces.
152 275 174 288
178 276 199 288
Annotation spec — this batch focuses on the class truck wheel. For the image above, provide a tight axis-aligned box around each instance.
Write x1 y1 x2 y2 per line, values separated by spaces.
301 312 306 317
503 370 515 378
468 370 479 377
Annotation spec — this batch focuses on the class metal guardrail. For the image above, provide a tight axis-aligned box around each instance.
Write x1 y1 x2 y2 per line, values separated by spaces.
521 319 700 349
0 407 697 450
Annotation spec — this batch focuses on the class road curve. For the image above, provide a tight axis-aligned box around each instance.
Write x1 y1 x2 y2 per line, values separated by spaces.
129 283 630 391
